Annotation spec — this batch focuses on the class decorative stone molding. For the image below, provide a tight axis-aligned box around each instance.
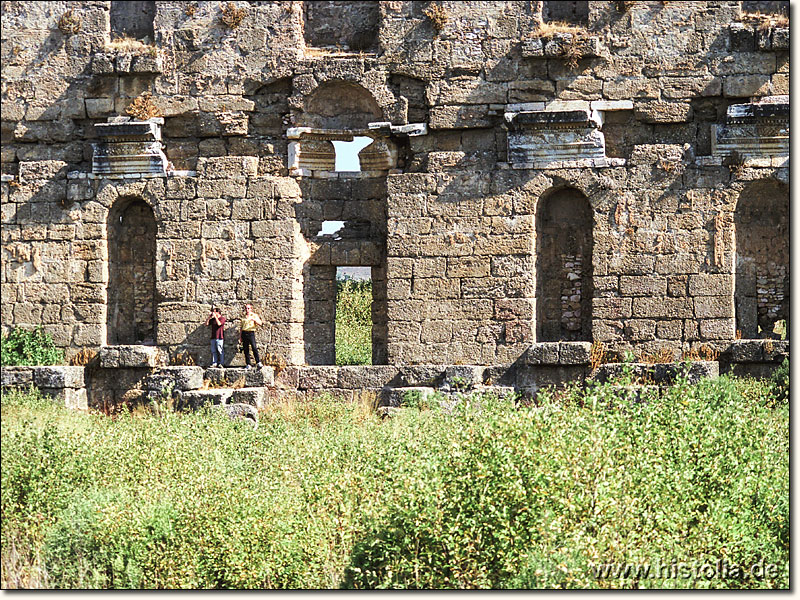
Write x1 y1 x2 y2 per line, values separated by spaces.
92 117 169 176
505 108 610 168
711 96 788 159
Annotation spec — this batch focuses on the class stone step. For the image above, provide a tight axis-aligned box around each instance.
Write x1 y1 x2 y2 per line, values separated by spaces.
205 366 274 387
591 361 718 385
176 388 233 410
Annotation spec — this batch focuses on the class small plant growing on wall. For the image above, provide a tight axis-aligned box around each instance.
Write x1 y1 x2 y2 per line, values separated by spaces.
57 9 82 35
220 2 247 29
562 33 587 70
424 4 448 33
126 92 162 121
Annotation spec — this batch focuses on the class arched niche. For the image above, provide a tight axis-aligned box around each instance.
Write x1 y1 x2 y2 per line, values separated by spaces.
107 198 157 345
536 187 594 342
298 81 383 129
734 178 789 339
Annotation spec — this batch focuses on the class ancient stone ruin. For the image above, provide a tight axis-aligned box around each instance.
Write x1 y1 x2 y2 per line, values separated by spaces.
0 1 789 407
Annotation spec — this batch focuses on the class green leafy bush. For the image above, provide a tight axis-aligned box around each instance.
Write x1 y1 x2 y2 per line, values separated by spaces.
335 278 372 365
769 357 789 405
1 327 64 366
1 376 789 589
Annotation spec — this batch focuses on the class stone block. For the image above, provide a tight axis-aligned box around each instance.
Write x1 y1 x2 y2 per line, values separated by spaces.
33 366 85 389
380 386 435 408
1 366 34 388
723 75 770 98
298 366 339 390
40 387 88 411
176 389 232 410
523 342 560 365
205 366 274 387
145 366 204 392
688 274 733 297
516 365 586 390
99 345 162 368
396 365 444 387
559 342 592 365
337 366 399 389
620 275 667 296
231 387 266 409
274 366 300 388
699 319 735 340
634 101 692 123
442 366 484 390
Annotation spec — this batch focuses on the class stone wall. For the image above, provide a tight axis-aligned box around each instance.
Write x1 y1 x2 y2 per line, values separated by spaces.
1 1 789 367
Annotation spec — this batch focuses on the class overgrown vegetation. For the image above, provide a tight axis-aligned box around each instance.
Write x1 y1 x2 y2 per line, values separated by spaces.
1 373 788 589
126 92 162 121
335 278 372 366
57 10 81 35
1 327 64 367
220 2 247 29
423 4 448 33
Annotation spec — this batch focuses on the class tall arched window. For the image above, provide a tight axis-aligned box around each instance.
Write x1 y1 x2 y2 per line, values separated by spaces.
734 179 789 339
107 198 157 345
536 187 593 342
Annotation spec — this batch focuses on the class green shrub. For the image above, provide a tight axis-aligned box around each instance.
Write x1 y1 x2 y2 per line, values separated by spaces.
769 357 789 405
335 278 372 365
1 327 64 366
1 375 789 589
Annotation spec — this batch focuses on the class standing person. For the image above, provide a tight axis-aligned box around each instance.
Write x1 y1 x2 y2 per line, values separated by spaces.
205 306 226 368
239 303 263 369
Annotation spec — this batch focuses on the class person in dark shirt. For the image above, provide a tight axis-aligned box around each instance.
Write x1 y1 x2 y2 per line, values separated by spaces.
205 307 226 367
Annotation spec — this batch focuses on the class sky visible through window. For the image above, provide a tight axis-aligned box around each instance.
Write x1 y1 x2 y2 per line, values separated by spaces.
332 136 372 171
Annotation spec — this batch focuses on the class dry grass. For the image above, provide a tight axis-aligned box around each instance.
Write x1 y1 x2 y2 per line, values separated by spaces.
424 4 449 32
69 348 98 367
589 341 607 373
742 10 789 31
638 347 676 364
57 10 81 35
220 2 247 29
126 92 162 121
169 350 196 366
261 352 287 376
534 20 587 37
201 375 246 390
1 537 50 589
682 345 720 362
106 35 157 55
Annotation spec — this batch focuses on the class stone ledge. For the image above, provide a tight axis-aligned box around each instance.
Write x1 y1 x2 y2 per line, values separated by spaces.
99 345 163 369
509 158 625 170
33 366 85 389
176 389 233 410
205 366 275 387
144 366 204 392
591 361 719 385
1 366 34 388
523 342 592 365
724 339 789 364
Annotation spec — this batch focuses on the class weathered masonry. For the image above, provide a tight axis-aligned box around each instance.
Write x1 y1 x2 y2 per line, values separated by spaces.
1 2 789 384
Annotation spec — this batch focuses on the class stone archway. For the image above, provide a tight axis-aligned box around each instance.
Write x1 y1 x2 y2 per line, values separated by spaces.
536 187 594 342
107 198 157 345
734 179 789 339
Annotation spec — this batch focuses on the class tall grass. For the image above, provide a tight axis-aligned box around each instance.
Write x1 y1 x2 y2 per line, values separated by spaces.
1 375 788 589
335 278 372 365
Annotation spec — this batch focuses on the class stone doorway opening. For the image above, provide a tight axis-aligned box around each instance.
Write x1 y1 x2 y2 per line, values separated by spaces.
536 187 594 342
107 198 157 345
734 179 789 339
